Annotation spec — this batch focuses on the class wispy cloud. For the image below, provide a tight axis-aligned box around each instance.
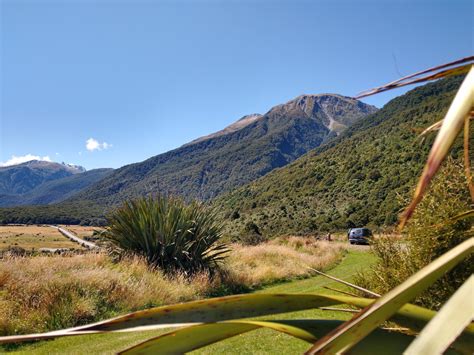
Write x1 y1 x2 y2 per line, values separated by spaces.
0 154 52 167
86 138 111 152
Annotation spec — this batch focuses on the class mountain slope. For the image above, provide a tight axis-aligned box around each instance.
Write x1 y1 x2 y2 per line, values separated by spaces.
0 168 113 207
68 94 377 205
0 160 85 195
213 75 468 238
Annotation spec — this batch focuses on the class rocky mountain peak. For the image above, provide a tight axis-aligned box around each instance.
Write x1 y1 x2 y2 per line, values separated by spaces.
268 93 378 134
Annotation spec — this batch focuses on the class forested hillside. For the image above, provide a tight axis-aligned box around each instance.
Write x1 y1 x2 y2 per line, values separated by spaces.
0 168 113 207
214 75 469 238
0 161 85 195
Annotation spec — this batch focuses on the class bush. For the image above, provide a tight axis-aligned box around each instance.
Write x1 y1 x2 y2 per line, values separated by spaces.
235 221 268 245
355 159 473 309
104 196 228 275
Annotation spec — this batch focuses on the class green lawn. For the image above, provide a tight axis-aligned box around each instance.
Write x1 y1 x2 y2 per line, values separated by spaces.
3 249 376 355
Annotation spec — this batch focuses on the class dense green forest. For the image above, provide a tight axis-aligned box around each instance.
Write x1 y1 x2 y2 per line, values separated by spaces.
213 75 470 238
0 201 107 225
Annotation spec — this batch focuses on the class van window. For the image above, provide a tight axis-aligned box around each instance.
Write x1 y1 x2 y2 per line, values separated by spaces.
351 228 371 237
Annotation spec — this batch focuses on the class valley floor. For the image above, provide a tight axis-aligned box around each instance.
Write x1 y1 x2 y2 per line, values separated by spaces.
3 249 375 355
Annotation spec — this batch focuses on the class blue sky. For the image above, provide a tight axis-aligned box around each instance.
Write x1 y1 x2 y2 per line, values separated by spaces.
1 0 472 170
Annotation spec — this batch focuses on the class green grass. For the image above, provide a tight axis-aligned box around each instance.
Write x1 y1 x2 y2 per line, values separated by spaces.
2 249 375 354
194 249 376 354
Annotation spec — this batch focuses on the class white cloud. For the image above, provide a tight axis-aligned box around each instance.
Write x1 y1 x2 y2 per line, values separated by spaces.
86 138 111 152
0 154 52 167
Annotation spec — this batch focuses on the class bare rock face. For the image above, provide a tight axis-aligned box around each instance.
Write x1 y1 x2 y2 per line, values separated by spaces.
268 94 378 134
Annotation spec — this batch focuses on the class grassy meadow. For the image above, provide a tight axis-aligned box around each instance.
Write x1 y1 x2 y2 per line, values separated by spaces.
1 250 375 354
0 225 82 251
0 235 350 341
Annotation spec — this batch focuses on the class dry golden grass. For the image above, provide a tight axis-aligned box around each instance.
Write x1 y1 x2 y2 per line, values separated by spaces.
0 253 212 335
0 225 80 251
227 236 346 286
0 236 346 336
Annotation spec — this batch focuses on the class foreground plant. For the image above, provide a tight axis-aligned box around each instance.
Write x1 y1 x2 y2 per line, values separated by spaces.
355 158 473 309
104 195 228 275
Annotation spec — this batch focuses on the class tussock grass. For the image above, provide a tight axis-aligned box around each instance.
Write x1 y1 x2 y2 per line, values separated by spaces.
227 237 346 286
0 254 210 336
0 237 345 336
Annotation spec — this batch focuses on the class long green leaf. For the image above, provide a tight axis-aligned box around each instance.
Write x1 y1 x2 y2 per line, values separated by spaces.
120 320 422 355
464 113 474 201
119 322 258 354
305 237 474 354
0 292 440 345
71 294 448 335
0 291 468 347
79 293 352 332
400 66 474 228
0 294 361 344
405 275 474 355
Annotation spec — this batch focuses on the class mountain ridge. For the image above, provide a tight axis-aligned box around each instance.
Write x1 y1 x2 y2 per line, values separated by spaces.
0 168 113 207
0 160 86 195
65 93 377 205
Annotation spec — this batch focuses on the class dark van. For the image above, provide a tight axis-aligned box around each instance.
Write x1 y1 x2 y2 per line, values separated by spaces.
347 228 372 245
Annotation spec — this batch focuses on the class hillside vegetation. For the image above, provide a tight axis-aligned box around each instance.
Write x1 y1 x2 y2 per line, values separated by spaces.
214 75 468 238
0 161 85 196
0 201 106 225
66 94 376 205
0 168 113 207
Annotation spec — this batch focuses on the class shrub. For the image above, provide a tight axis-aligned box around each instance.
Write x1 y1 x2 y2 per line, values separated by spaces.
104 196 228 275
355 158 473 309
234 221 268 245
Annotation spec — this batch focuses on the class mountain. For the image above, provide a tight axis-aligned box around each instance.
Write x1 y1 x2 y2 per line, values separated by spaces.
0 168 113 207
0 160 86 195
213 75 468 238
185 114 263 145
67 94 377 207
